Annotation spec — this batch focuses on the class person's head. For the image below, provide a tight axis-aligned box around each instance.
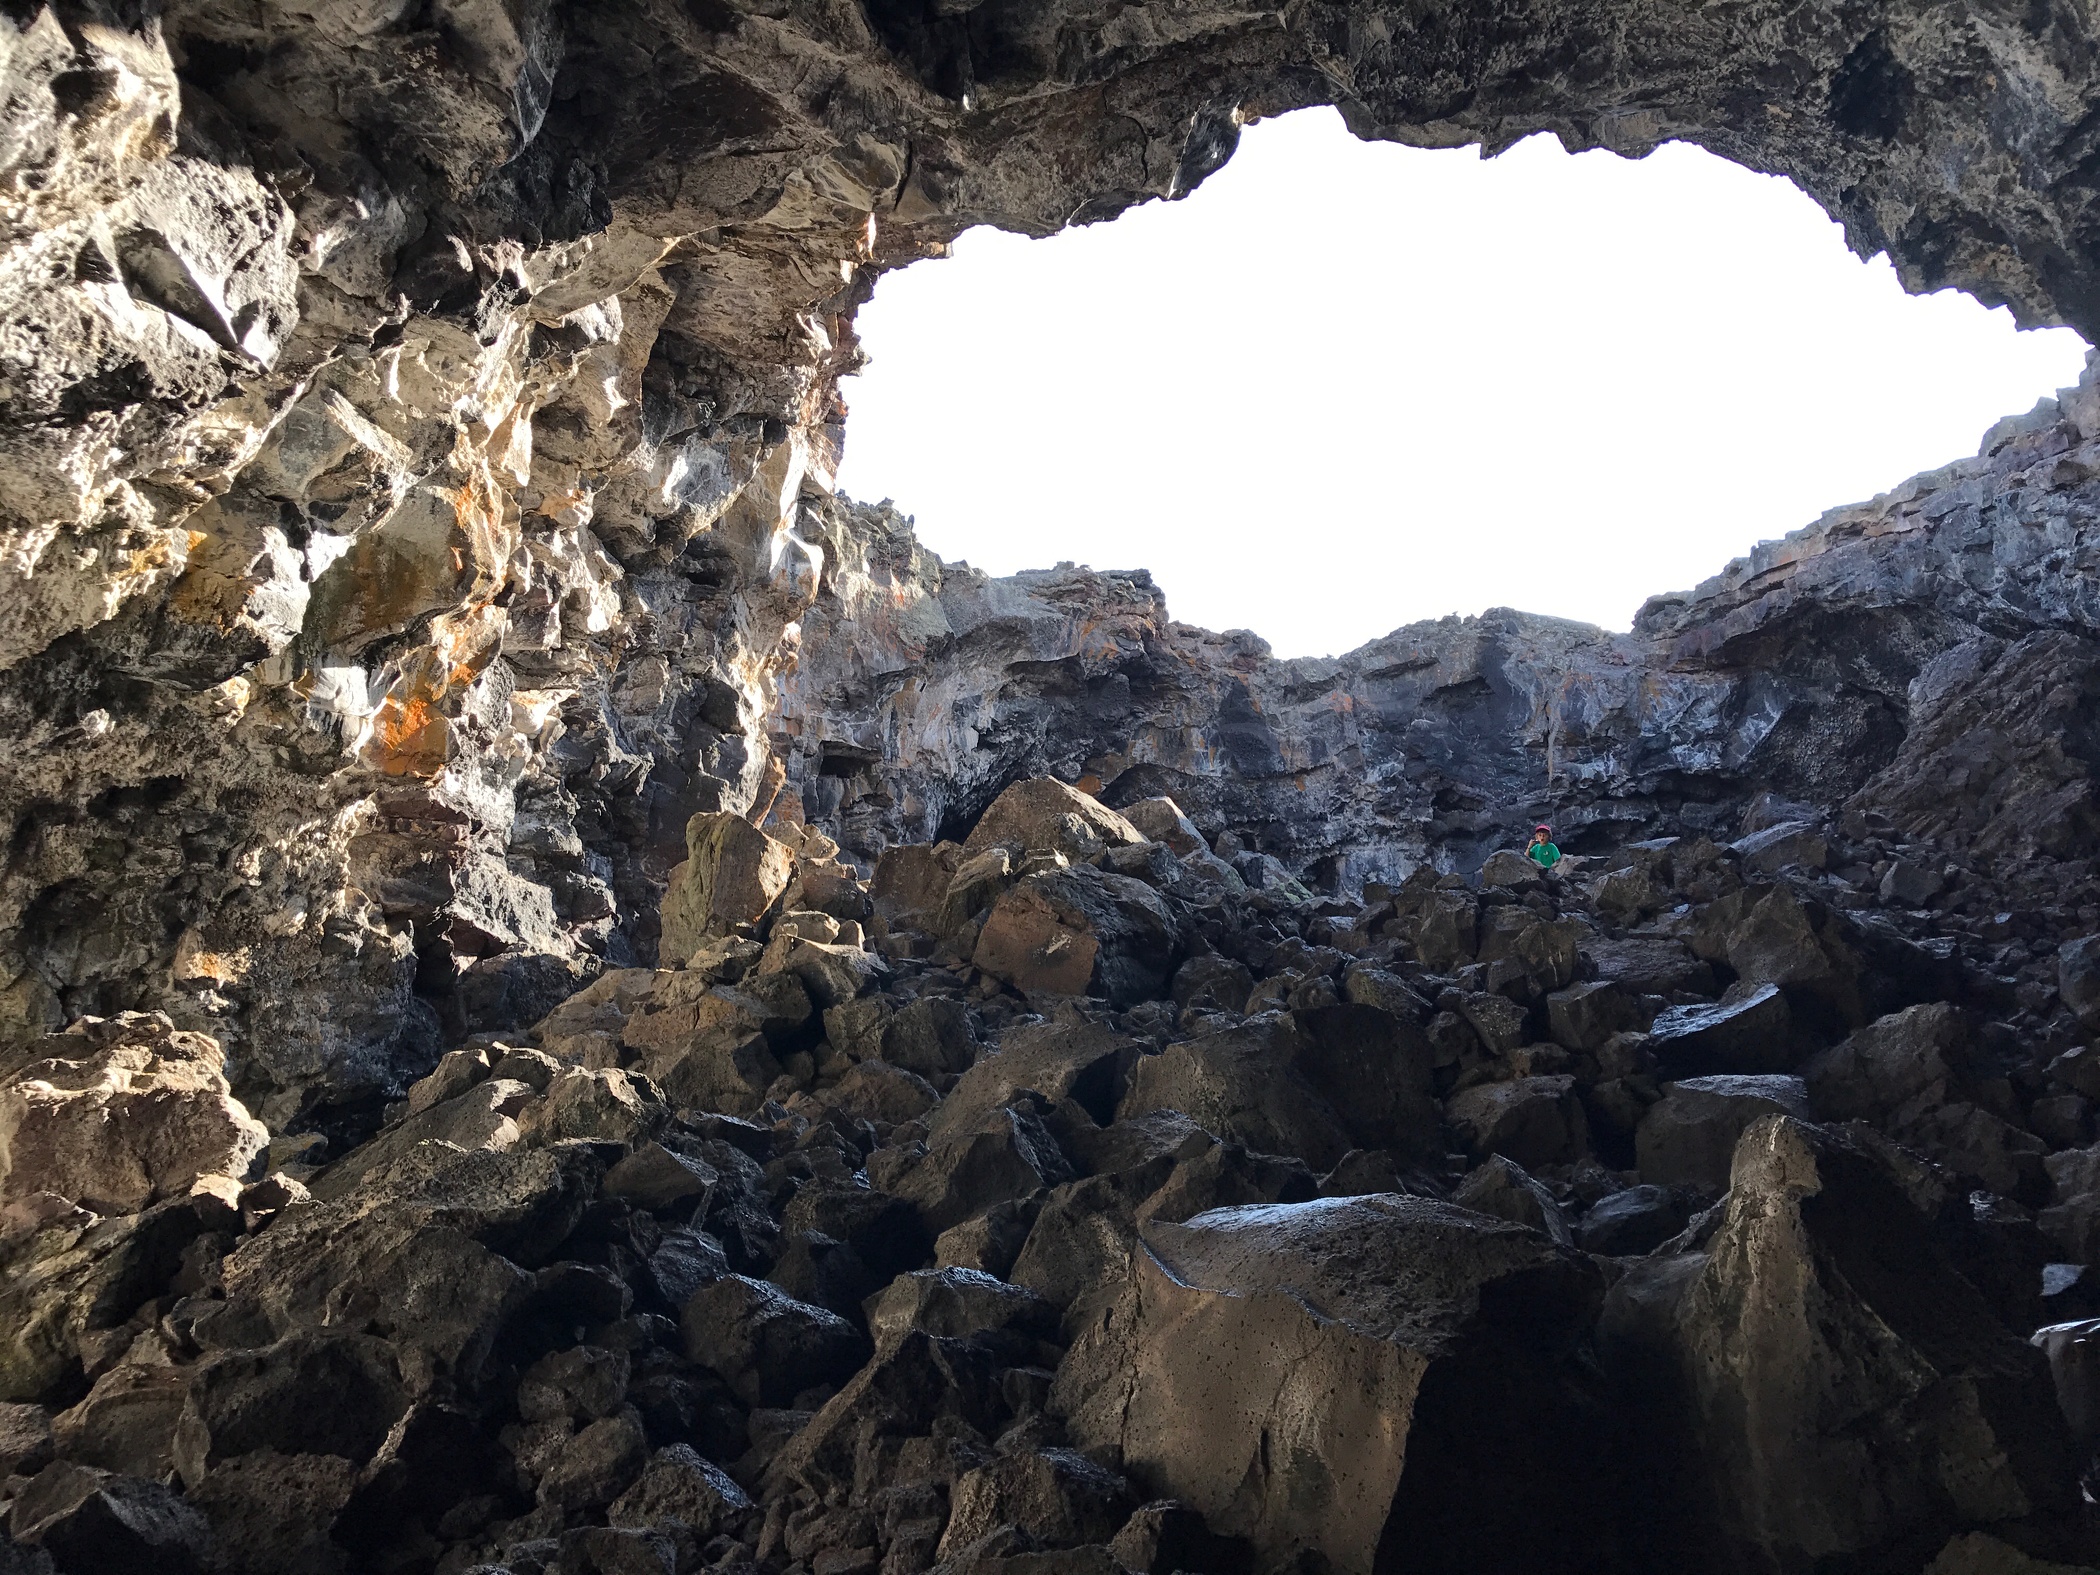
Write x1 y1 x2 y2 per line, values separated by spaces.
1531 824 1552 843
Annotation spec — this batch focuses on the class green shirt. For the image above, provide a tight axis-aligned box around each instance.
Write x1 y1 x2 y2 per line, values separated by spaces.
1527 840 1562 869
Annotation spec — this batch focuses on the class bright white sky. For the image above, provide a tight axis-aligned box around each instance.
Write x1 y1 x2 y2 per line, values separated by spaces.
835 108 2090 659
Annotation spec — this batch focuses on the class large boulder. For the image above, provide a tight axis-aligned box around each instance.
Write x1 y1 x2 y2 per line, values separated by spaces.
1805 1005 2047 1200
972 865 1178 1005
1444 1076 1590 1169
1118 1016 1354 1173
1635 1075 1812 1191
618 971 815 1115
932 1015 1135 1135
964 779 1146 861
870 842 965 935
1053 1194 1612 1575
1645 983 1796 1076
1690 886 1871 1030
1603 1117 2085 1571
1474 909 1583 1002
1119 797 1207 856
0 1014 268 1216
680 1275 869 1408
1290 1002 1441 1163
660 812 796 956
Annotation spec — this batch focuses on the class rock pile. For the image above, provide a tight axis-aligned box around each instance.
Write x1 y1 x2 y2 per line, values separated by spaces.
3 774 2098 1573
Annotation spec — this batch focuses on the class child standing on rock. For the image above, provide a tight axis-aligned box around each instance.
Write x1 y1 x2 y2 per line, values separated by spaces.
1527 824 1563 873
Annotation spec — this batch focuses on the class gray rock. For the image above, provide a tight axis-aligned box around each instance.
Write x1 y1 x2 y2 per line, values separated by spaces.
1055 1195 1608 1575
1646 983 1796 1076
680 1275 869 1408
1577 1185 1695 1257
1453 1155 1572 1245
1636 1075 1812 1190
1445 1076 1590 1169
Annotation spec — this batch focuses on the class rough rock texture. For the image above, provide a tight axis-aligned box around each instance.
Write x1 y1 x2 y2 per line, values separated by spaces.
0 769 2093 1571
10 0 2100 1141
11 1 2100 1568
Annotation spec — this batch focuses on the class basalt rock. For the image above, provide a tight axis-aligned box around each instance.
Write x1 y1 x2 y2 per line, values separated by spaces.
11 1 2100 1567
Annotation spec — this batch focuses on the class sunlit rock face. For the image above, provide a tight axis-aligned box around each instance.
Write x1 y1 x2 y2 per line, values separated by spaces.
774 371 2100 908
8 0 2100 1124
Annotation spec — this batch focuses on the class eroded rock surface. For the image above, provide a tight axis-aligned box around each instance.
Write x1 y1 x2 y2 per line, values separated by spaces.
0 771 2094 1572
9 1 2100 1568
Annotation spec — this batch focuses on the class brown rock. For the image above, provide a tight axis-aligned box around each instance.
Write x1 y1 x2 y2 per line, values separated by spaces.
963 779 1145 861
1054 1194 1608 1575
1119 1016 1354 1173
971 865 1177 1006
0 1013 268 1216
1444 1076 1590 1169
661 813 796 956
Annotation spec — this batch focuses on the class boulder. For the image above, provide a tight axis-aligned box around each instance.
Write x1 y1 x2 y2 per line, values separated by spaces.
865 1267 1059 1358
1444 1076 1589 1169
1806 1005 2047 1200
938 1448 1133 1557
1475 909 1583 1001
1119 1016 1354 1172
1693 886 1868 1029
604 1141 718 1211
1880 857 1947 906
881 996 979 1077
50 1364 188 1479
759 935 886 1009
0 1191 239 1403
619 972 814 1115
893 1100 1075 1234
1054 1194 1610 1575
2061 936 2100 1033
608 1444 753 1539
518 1345 631 1424
537 1411 648 1512
1452 1155 1571 1245
935 1198 1042 1280
936 846 1018 935
308 1075 533 1201
1801 1001 1968 1123
934 1017 1138 1140
870 842 964 935
10 1461 211 1575
1604 1117 2084 1571
822 1058 941 1128
1171 954 1255 1015
1577 1185 1695 1256
0 1013 268 1216
680 1275 870 1408
660 812 796 954
1731 820 1829 875
1586 936 1717 997
964 779 1146 861
1454 990 1527 1055
516 1065 664 1146
1289 1002 1441 1162
1546 981 1652 1052
1645 982 1796 1076
1480 849 1542 889
1109 1499 1254 1575
1119 798 1207 856
1388 884 1478 973
972 865 1178 1006
1635 1075 1812 1191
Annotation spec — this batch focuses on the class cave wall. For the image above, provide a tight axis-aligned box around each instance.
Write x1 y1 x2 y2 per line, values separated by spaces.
8 0 2100 1119
772 369 2100 898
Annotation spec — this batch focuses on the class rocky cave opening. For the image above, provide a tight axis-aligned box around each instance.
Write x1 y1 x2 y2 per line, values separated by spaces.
5 4 2100 1574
